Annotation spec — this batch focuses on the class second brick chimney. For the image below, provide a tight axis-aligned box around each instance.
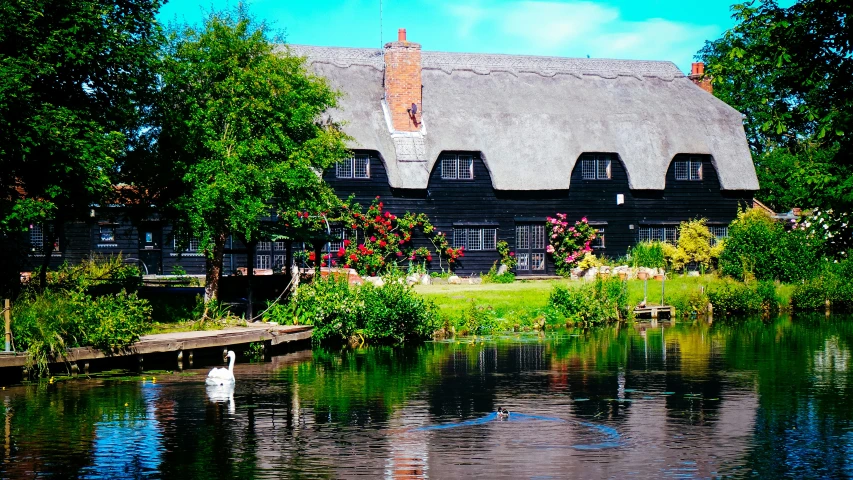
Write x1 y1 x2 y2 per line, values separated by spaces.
689 62 713 94
384 28 422 131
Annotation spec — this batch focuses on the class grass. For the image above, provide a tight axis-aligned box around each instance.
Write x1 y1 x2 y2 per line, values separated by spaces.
416 274 797 322
415 280 564 319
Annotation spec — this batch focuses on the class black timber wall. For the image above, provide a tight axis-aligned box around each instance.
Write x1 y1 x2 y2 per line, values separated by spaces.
22 152 752 277
325 151 753 276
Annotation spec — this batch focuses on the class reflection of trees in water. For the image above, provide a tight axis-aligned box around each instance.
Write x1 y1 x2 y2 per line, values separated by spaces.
0 381 147 479
6 316 853 478
720 314 853 478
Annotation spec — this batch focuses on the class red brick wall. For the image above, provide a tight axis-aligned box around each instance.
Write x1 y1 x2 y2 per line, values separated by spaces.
384 39 422 131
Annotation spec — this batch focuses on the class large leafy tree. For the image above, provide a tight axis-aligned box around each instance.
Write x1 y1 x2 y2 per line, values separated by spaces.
156 7 349 302
697 0 852 214
0 0 164 291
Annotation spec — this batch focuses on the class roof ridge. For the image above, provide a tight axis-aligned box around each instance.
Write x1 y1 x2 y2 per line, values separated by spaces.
285 44 684 79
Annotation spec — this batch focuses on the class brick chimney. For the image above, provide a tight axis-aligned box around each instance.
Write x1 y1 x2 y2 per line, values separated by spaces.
384 28 422 131
689 62 713 94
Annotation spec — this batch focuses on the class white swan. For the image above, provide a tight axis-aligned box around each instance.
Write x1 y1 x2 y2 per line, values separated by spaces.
206 350 236 386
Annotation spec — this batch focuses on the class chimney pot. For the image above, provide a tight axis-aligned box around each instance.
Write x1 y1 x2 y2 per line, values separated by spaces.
691 62 705 76
398 28 406 42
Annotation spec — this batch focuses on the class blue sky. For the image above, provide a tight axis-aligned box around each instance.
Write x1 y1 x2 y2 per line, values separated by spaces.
158 0 754 73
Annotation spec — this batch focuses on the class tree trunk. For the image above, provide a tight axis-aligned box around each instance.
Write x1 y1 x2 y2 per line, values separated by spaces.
38 218 61 291
204 231 227 305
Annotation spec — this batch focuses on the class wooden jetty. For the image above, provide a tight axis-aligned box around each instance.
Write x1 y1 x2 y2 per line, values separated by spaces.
0 323 312 370
633 304 675 319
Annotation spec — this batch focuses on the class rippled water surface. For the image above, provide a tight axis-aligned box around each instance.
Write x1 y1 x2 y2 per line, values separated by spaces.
3 315 853 479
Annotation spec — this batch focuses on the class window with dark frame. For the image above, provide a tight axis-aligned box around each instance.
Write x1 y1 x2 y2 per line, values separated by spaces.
452 227 497 251
675 157 703 181
335 154 370 179
441 154 474 180
580 154 612 180
592 227 605 249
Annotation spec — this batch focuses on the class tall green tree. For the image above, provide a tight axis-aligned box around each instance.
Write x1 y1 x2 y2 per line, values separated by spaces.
156 7 349 302
0 0 164 291
697 0 852 213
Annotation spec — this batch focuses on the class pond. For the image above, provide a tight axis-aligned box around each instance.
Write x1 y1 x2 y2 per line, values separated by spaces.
2 315 853 478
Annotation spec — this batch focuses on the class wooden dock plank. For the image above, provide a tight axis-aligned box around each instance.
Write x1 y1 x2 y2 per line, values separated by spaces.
0 324 312 369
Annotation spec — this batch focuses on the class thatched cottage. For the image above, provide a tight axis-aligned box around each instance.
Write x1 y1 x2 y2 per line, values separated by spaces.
20 30 757 278
286 29 758 276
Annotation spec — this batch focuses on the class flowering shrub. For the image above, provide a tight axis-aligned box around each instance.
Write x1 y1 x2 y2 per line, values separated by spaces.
546 214 597 276
794 208 851 258
496 240 517 269
329 197 464 276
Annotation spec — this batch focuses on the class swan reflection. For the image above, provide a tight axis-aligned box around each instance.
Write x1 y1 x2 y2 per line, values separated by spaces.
206 384 235 414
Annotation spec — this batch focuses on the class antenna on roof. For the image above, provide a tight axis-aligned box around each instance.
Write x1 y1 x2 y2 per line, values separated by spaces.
379 0 383 48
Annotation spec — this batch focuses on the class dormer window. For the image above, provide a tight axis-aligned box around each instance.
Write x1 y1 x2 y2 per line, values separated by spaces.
581 154 612 180
441 154 474 180
336 154 370 179
675 157 703 181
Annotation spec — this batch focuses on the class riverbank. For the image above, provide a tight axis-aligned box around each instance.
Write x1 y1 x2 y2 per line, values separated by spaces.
416 275 797 323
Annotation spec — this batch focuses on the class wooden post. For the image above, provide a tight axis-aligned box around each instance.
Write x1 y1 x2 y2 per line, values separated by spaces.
188 350 194 367
4 299 10 353
84 362 89 375
177 350 183 371
136 355 144 373
71 362 79 377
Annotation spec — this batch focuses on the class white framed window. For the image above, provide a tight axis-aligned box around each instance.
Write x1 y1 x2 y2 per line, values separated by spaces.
638 226 678 244
256 254 271 269
710 226 729 246
517 253 530 271
274 241 286 251
531 225 546 249
257 241 271 251
329 227 349 251
531 253 546 271
516 225 530 250
452 227 497 251
99 226 116 243
174 236 199 252
441 154 474 180
581 154 612 180
29 224 59 252
675 157 703 181
274 254 285 269
336 154 370 179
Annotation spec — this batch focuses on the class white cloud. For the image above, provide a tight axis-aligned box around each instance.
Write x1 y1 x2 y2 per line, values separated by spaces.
444 0 717 67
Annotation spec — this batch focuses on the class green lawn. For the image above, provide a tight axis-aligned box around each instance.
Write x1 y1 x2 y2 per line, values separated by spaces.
416 275 796 321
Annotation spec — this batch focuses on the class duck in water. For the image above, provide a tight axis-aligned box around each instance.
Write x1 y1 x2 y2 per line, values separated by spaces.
497 407 509 420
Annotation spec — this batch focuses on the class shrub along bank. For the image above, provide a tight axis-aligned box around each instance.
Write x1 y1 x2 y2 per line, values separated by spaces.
267 276 440 343
12 257 152 375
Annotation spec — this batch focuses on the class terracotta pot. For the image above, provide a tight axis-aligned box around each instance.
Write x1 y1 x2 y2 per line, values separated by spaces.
654 274 665 281
618 272 627 280
637 271 649 280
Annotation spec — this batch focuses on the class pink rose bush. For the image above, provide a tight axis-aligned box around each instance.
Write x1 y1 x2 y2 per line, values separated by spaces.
546 214 597 276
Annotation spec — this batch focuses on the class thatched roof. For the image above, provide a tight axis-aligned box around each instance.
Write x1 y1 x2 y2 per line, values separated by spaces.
287 45 759 191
